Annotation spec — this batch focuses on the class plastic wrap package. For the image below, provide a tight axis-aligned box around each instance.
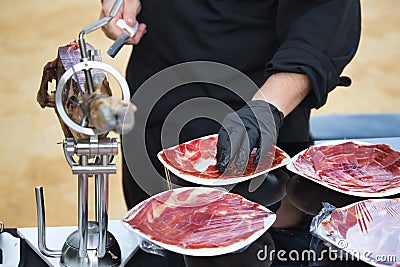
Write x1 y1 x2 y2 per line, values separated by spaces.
310 202 337 238
121 187 276 257
157 134 290 186
311 199 400 267
287 140 400 197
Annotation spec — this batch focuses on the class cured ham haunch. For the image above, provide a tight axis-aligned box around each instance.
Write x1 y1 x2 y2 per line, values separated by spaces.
123 188 275 254
159 134 288 179
37 41 106 139
321 199 400 265
293 142 400 193
37 41 136 139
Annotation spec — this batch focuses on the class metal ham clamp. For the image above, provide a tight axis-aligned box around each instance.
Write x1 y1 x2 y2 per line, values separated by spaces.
34 0 136 266
0 221 21 266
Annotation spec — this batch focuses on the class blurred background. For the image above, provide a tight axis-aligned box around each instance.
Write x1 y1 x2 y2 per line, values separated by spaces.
0 0 399 228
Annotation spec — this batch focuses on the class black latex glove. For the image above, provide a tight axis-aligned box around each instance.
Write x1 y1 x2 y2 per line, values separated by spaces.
216 100 284 172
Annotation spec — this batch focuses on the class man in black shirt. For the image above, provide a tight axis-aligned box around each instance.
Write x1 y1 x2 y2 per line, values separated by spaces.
100 0 361 265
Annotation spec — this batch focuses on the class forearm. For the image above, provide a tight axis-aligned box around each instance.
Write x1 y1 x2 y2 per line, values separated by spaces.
252 72 311 117
263 1 360 110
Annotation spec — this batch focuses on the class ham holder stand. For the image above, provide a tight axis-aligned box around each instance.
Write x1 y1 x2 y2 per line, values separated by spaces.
34 0 133 265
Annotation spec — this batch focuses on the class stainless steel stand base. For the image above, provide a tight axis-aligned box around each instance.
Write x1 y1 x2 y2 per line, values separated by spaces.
60 222 121 267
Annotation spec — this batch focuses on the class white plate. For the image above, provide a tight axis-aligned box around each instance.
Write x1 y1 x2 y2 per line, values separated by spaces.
121 187 276 256
286 140 400 197
316 198 400 267
157 134 291 186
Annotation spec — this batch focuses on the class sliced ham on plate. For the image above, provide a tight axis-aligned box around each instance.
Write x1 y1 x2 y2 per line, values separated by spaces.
158 134 290 186
317 198 400 267
287 140 400 197
121 187 276 256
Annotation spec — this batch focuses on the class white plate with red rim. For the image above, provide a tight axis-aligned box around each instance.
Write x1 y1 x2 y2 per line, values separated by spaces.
157 134 291 186
286 140 400 197
121 187 276 257
316 198 400 267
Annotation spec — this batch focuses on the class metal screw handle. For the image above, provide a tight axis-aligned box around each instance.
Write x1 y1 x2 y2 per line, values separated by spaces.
35 186 62 257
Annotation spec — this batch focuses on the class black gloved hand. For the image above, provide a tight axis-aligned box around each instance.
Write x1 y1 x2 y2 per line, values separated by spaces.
216 100 284 172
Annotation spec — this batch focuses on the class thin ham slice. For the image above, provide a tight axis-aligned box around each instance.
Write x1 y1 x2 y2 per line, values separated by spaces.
123 187 275 254
159 134 288 179
293 142 400 193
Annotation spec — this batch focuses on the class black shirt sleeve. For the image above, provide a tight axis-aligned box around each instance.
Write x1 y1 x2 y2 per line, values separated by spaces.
265 0 361 109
